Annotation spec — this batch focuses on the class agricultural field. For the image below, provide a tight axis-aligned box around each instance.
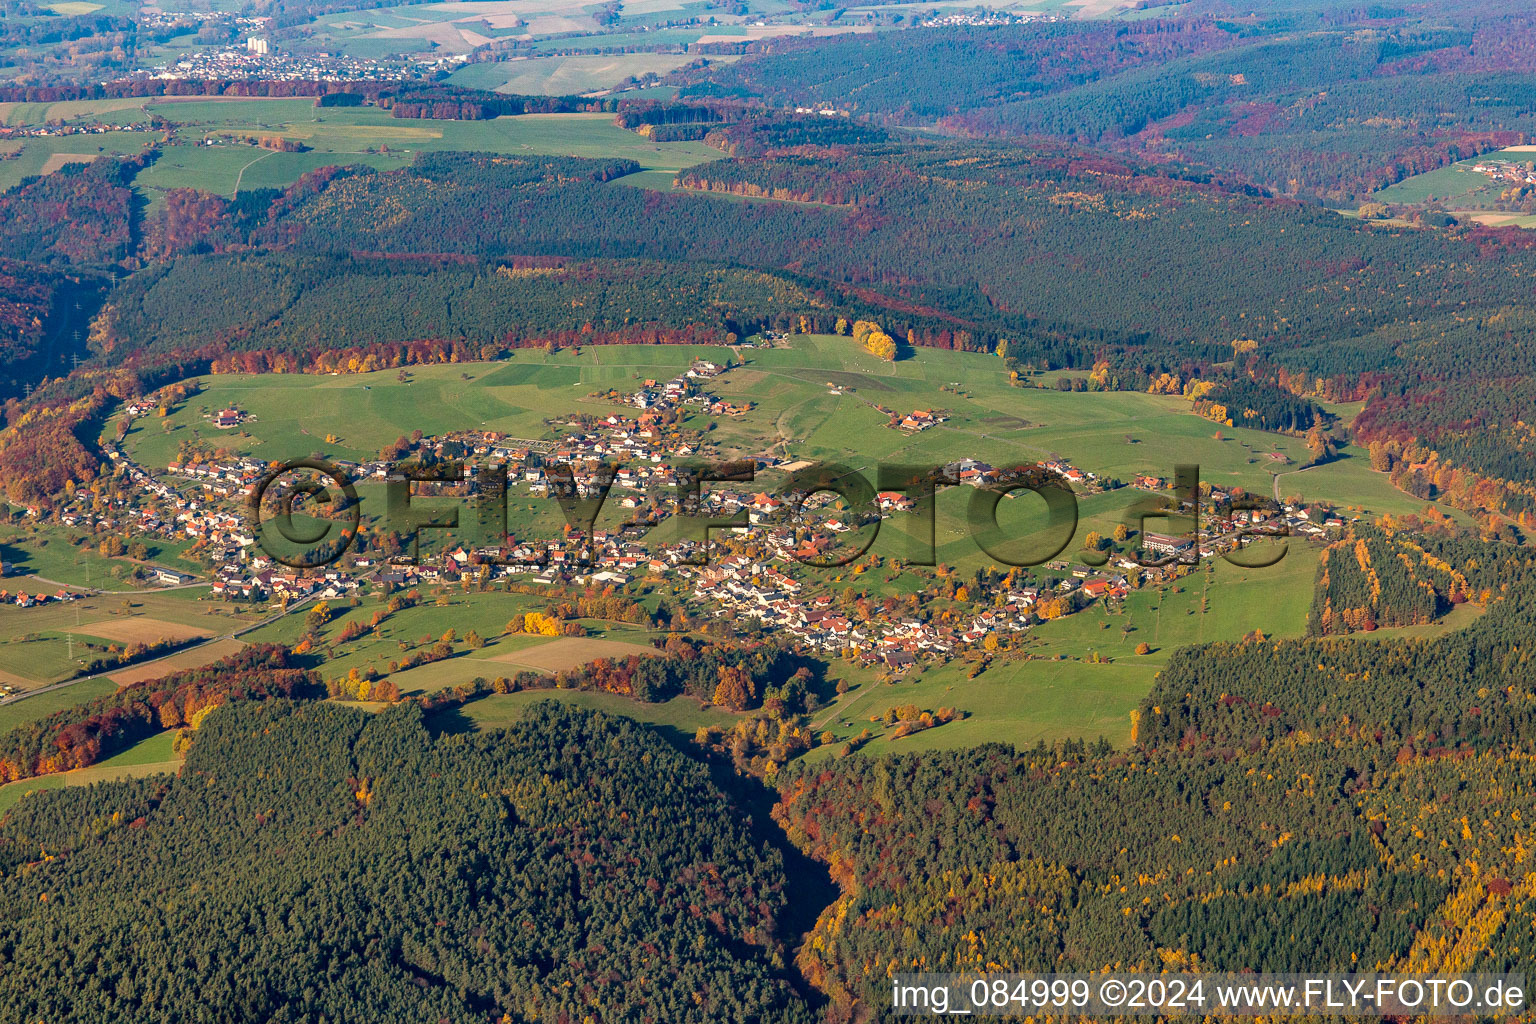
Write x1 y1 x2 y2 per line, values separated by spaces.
433 689 736 742
237 587 664 696
0 590 256 690
0 678 116 735
447 52 724 95
0 132 156 192
798 545 1320 757
133 105 720 201
111 345 729 468
1 521 205 590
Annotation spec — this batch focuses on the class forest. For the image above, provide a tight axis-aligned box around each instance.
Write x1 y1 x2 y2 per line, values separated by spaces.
677 2 1536 198
766 527 1536 1020
1 531 1532 1021
0 700 817 1022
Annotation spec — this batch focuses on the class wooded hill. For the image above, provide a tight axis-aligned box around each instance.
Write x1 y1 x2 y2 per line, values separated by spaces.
0 700 817 1022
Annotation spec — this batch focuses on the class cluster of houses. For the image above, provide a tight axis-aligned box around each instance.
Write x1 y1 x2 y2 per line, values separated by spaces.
142 46 406 83
681 552 1139 666
1471 159 1536 186
0 588 82 609
0 122 141 143
9 373 1356 676
916 9 1058 27
627 360 729 412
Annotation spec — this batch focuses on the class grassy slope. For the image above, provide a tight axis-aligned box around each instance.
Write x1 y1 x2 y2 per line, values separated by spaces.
0 729 178 814
94 337 1474 753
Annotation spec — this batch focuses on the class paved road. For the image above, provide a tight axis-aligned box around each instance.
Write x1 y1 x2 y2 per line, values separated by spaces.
19 573 210 597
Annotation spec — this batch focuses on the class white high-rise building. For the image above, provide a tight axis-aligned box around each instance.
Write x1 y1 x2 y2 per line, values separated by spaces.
247 36 270 55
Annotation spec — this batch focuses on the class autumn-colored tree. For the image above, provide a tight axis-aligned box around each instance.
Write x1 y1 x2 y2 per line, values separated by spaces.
712 665 757 711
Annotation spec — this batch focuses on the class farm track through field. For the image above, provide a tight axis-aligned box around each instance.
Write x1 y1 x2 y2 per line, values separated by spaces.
232 149 277 193
812 676 888 732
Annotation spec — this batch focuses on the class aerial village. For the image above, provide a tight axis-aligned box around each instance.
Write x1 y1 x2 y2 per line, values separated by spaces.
6 359 1347 670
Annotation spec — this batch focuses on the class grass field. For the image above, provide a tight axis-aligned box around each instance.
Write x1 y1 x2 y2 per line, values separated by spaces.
0 678 116 734
434 690 735 743
1374 148 1536 210
240 588 663 695
129 103 719 203
795 546 1320 758
0 730 179 815
0 133 156 191
1 521 204 590
0 99 722 202
112 346 728 468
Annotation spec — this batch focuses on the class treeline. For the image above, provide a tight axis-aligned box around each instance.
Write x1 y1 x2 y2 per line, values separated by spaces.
544 635 816 710
0 644 318 783
0 700 817 1022
0 78 620 121
90 250 996 364
701 114 891 157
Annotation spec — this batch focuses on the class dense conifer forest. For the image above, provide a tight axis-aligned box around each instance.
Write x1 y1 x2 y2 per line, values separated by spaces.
0 700 817 1022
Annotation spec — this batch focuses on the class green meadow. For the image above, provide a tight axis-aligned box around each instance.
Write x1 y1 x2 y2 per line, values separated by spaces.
447 53 717 95
0 729 179 815
131 104 719 203
0 132 156 191
239 588 664 696
112 345 729 469
0 679 117 734
0 589 254 690
438 691 735 742
1373 147 1536 209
